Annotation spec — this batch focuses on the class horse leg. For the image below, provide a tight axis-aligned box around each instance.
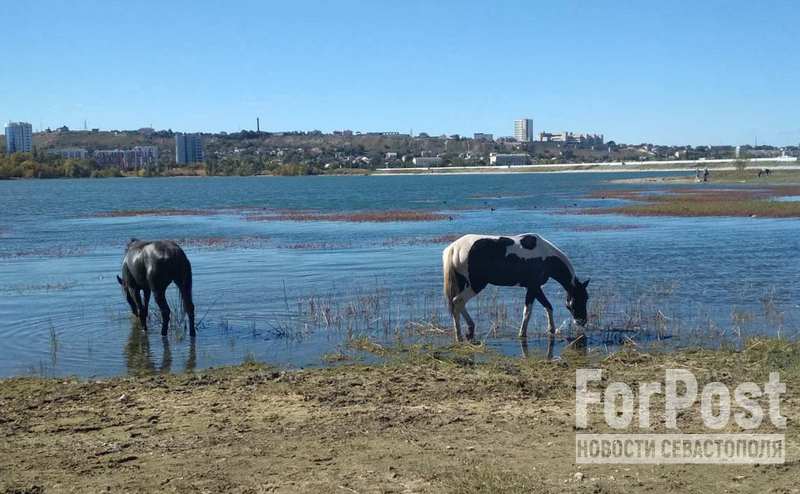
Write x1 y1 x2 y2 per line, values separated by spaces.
462 307 476 341
518 288 536 338
153 289 171 336
131 289 145 329
534 289 556 334
449 299 464 342
140 288 151 330
451 288 476 342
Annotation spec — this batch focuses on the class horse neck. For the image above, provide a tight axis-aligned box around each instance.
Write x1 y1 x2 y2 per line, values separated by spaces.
549 257 576 295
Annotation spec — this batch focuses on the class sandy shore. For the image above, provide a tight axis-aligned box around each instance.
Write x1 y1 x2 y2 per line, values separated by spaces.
1 341 798 493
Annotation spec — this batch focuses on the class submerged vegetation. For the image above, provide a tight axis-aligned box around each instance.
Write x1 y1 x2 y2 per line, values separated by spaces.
246 210 452 222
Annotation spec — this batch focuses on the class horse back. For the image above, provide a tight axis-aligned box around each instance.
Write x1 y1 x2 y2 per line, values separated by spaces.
123 240 190 288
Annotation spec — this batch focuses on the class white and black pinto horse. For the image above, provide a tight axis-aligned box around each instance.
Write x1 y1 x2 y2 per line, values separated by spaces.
443 233 589 342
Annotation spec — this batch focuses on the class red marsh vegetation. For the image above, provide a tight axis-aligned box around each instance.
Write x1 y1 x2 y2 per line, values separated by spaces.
246 210 452 223
278 241 355 250
570 224 643 232
382 234 463 246
586 186 800 218
95 209 220 218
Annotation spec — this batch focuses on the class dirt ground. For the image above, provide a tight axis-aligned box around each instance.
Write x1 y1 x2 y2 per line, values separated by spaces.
1 341 799 493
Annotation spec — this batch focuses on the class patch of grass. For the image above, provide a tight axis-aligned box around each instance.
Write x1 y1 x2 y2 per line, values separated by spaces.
741 337 800 380
242 351 258 365
438 463 549 493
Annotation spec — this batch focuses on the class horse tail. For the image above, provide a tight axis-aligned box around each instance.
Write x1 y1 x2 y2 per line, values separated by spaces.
442 244 459 313
182 258 193 302
179 254 196 335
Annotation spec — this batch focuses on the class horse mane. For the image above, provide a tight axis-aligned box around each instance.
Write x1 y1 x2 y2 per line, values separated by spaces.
537 236 576 285
125 238 140 251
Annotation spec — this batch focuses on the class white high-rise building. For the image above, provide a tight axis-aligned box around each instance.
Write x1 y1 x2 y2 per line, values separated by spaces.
514 118 533 142
5 122 33 154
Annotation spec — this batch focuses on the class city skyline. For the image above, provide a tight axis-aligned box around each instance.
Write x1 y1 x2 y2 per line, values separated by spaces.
1 1 799 146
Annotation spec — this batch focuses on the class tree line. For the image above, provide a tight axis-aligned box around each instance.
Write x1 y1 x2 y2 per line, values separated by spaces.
0 152 128 179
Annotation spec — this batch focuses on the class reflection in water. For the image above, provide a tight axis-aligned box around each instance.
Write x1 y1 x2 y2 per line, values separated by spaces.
124 325 154 375
185 336 196 372
519 334 555 360
124 323 197 375
565 332 588 355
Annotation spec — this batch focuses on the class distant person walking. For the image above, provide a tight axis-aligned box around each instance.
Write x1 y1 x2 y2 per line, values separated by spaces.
703 168 709 182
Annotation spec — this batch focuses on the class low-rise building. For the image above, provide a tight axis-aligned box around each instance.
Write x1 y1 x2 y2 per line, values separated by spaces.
473 133 494 141
48 148 88 160
93 146 159 170
489 153 529 166
412 156 443 167
539 132 604 146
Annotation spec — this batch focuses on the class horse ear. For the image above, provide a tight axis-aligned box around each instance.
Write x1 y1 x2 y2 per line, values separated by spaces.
116 275 123 285
582 278 591 288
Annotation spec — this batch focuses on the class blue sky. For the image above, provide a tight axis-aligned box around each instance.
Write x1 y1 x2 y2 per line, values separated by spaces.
2 0 798 145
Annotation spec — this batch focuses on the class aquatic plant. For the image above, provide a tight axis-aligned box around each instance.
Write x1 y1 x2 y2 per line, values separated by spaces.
246 210 451 222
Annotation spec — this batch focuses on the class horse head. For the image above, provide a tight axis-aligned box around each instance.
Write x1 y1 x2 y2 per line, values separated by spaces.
566 278 590 326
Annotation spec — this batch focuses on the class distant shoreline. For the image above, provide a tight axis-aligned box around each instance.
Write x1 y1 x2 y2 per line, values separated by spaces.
2 161 797 180
373 163 800 176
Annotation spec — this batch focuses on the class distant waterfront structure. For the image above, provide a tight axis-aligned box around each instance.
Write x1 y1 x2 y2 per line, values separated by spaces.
412 156 443 167
539 131 604 146
93 146 158 170
175 133 204 164
4 122 33 153
48 148 88 160
489 153 529 166
473 133 494 141
514 119 534 142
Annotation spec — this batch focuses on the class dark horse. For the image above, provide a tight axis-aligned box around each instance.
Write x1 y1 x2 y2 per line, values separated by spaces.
117 239 196 336
442 233 589 342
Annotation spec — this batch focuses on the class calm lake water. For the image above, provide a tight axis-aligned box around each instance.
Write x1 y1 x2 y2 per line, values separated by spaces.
1 173 798 378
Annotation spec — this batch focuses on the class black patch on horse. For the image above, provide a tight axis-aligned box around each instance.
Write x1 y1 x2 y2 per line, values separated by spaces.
467 237 554 293
455 272 468 292
520 235 537 250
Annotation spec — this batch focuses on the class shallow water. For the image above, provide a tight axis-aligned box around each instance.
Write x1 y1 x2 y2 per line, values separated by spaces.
1 173 798 378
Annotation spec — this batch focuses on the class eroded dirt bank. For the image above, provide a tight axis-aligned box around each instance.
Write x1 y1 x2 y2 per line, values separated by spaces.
2 342 799 493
